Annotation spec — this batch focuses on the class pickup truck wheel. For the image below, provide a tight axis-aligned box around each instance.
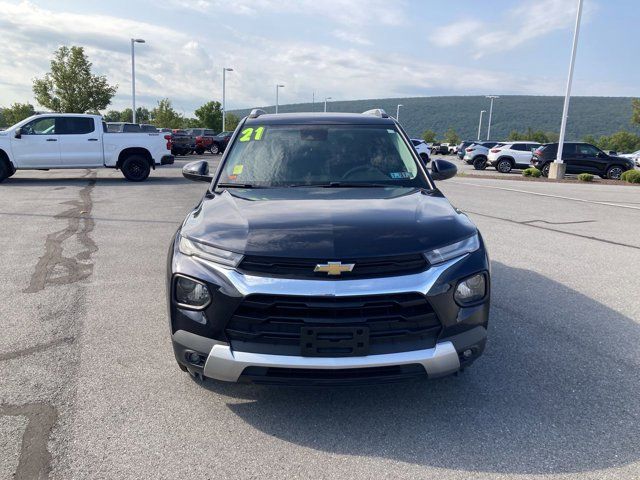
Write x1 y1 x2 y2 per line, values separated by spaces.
210 144 219 155
473 157 487 170
0 159 14 182
121 155 151 182
606 165 623 180
496 159 513 173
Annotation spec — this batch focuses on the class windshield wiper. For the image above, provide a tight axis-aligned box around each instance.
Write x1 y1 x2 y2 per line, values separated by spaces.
288 182 390 188
216 183 264 189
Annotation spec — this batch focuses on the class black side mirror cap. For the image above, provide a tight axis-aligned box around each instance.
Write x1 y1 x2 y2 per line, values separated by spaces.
182 161 213 182
14 128 21 139
430 159 457 181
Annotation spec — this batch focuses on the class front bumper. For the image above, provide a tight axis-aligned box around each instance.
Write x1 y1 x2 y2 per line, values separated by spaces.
161 155 175 165
168 238 490 384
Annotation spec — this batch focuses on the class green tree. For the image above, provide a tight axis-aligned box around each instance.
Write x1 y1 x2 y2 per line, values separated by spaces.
33 46 117 113
421 129 437 143
632 98 640 126
181 117 202 129
150 98 183 128
596 131 640 153
508 130 525 141
443 127 460 145
224 113 240 131
2 102 36 126
194 101 223 131
582 134 599 146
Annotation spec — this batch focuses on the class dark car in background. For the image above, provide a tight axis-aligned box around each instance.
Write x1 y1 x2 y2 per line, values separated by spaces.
210 131 233 154
170 129 196 156
532 142 635 179
187 128 217 155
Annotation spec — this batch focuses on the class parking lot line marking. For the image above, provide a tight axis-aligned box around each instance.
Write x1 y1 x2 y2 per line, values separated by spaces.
449 181 640 211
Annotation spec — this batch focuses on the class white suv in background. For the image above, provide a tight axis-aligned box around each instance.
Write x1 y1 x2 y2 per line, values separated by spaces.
410 138 431 163
487 141 540 173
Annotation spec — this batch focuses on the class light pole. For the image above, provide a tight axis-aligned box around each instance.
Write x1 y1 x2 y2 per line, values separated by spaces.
312 90 315 110
477 110 486 141
324 96 332 112
396 104 403 122
131 38 145 124
275 84 285 114
550 0 584 180
222 67 233 131
485 96 499 140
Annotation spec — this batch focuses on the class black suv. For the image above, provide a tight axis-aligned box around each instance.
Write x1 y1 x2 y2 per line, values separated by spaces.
532 142 635 179
169 109 490 385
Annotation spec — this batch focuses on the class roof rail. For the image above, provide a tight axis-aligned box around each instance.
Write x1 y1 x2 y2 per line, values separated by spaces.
362 108 389 118
248 108 267 119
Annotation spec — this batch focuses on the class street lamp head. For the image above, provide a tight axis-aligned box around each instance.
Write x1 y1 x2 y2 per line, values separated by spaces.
225 67 234 72
398 104 403 107
133 38 145 43
325 96 332 101
277 84 285 88
485 95 499 99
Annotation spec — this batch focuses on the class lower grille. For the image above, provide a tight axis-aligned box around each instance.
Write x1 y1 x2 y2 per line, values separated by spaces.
226 293 441 356
240 364 427 386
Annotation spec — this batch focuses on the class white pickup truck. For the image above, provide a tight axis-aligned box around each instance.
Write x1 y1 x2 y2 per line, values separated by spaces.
0 113 174 182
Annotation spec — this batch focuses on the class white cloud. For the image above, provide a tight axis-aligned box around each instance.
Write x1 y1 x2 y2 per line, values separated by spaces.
430 0 595 58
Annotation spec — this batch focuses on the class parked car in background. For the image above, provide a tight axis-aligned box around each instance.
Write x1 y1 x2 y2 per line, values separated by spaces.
186 128 216 155
531 142 635 179
457 141 476 160
210 131 233 154
171 129 196 156
410 138 431 163
431 143 450 155
619 149 640 167
487 141 540 173
107 122 141 133
0 114 173 182
463 141 502 170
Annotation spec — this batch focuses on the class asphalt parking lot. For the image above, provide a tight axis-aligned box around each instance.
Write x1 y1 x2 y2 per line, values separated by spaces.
1 155 639 480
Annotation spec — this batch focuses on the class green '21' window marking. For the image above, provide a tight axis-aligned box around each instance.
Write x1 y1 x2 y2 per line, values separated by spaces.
239 127 265 142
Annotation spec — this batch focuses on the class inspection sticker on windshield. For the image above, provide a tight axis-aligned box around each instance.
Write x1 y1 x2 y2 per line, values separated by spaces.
390 172 411 179
232 165 244 175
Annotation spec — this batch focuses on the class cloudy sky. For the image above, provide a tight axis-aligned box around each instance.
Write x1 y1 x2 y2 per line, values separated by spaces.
0 0 637 115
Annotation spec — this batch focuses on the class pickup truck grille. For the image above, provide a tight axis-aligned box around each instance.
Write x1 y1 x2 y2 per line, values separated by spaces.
238 254 428 279
225 293 441 356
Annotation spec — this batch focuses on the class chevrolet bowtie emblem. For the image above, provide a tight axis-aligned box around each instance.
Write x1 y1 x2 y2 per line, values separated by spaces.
314 261 355 276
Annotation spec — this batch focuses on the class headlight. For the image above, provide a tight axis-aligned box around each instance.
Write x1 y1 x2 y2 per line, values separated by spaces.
174 275 212 309
424 234 480 265
454 273 486 305
178 235 243 267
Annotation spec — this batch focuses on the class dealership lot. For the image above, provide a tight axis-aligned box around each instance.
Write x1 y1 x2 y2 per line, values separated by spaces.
1 158 639 479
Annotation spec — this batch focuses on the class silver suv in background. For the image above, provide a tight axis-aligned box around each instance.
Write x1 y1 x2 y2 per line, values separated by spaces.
410 138 431 163
463 141 502 170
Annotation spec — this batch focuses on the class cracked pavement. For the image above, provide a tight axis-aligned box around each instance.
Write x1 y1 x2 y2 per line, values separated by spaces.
0 157 639 479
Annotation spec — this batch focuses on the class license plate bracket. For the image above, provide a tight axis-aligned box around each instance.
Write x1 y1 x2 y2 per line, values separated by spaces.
300 326 370 357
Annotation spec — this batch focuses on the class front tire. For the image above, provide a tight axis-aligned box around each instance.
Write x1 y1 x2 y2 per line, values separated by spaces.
0 158 14 182
606 165 624 180
541 163 550 177
210 143 220 155
496 159 513 173
473 157 487 170
121 155 151 182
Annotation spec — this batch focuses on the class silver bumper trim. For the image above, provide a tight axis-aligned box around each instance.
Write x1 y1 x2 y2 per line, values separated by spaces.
203 341 461 382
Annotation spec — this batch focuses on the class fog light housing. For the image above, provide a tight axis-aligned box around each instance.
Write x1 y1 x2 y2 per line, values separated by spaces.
174 275 212 310
454 273 486 306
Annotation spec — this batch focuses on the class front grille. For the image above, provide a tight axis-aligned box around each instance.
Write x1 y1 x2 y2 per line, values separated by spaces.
225 293 441 356
238 254 428 279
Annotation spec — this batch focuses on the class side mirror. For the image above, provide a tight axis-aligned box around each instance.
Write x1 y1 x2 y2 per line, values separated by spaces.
182 161 212 182
430 159 457 181
14 128 21 139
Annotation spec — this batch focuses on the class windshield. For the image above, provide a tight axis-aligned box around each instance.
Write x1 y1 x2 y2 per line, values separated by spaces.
219 124 428 188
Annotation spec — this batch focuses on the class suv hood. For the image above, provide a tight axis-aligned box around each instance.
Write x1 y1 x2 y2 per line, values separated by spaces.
180 187 477 258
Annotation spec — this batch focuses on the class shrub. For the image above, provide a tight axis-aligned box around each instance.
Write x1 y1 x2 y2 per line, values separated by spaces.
621 169 640 184
578 173 594 182
522 167 541 178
